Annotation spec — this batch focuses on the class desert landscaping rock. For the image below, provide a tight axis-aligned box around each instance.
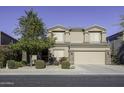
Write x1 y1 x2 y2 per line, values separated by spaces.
1 65 124 75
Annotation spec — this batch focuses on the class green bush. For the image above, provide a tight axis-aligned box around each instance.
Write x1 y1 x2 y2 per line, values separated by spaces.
0 62 3 68
16 62 23 67
61 61 70 69
35 60 46 69
21 61 28 66
0 56 6 68
59 57 68 64
7 60 18 69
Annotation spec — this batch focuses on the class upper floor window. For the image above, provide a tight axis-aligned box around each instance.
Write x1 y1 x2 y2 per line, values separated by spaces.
89 32 101 43
53 32 64 43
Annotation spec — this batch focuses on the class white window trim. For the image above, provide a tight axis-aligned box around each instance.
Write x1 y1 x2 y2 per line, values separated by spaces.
53 32 65 43
89 32 101 44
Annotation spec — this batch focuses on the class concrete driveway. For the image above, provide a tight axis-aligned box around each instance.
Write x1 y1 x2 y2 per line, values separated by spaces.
77 64 124 74
1 65 124 75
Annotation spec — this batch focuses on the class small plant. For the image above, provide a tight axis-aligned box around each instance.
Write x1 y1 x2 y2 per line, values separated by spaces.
7 60 18 69
0 62 3 68
35 60 46 69
21 61 28 66
53 57 59 66
54 61 59 66
59 57 68 64
61 61 70 69
16 62 23 67
111 53 120 64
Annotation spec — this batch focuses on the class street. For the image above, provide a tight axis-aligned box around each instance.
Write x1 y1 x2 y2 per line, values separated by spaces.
0 75 124 87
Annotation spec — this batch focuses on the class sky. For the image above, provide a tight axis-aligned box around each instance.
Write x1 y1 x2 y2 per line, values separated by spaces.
0 6 124 39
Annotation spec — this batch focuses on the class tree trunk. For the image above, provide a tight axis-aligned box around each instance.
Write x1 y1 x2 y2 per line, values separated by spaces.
29 55 32 66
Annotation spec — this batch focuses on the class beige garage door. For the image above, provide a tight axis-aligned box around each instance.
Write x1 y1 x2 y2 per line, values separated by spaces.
74 52 105 64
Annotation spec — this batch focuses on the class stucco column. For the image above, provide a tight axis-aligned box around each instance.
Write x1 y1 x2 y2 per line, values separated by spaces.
22 51 27 62
69 52 74 65
105 50 111 65
102 32 107 43
84 31 89 43
65 31 70 43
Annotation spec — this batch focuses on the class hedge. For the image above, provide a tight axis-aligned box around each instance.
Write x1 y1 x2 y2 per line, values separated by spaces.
61 61 70 69
0 62 3 68
35 60 46 69
16 62 23 67
7 60 18 69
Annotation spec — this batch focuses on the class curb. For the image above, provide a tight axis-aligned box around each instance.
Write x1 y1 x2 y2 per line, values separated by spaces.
1 73 124 75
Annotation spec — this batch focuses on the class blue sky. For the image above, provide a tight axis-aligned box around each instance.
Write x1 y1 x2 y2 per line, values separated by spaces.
0 6 124 38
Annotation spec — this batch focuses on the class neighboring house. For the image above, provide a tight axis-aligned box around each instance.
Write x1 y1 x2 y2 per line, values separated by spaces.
107 31 124 54
0 31 17 45
48 25 111 65
107 31 124 63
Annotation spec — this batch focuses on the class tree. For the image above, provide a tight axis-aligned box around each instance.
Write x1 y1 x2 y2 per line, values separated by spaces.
117 41 124 64
11 9 55 66
112 15 124 64
0 45 21 67
0 46 11 67
11 37 55 55
15 9 46 39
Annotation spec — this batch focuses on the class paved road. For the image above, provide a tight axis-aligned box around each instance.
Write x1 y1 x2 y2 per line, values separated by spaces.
0 75 124 87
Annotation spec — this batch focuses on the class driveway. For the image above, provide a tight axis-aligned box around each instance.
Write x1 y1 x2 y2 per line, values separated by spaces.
77 64 124 74
1 65 124 75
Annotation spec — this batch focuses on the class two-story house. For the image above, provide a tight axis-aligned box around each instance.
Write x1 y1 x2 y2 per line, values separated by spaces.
48 25 111 65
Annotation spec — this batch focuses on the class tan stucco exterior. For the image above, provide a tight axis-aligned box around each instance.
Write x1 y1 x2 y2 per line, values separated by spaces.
70 31 84 43
48 25 111 65
49 46 69 57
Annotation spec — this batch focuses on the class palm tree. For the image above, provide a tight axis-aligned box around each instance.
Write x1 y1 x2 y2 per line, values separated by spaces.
12 9 55 66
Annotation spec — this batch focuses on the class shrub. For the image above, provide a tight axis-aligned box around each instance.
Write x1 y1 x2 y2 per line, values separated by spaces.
54 61 59 66
59 57 68 64
111 54 120 64
0 55 6 68
16 62 23 67
0 62 3 68
21 61 28 66
0 46 10 67
61 61 70 69
35 60 46 69
7 60 18 69
53 58 59 66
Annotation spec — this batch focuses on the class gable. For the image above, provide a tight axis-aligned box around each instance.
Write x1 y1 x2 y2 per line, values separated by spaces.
51 28 66 31
48 25 68 32
88 27 103 32
85 25 106 32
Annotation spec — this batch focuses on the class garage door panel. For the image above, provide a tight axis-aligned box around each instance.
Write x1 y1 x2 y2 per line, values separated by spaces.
74 52 105 64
